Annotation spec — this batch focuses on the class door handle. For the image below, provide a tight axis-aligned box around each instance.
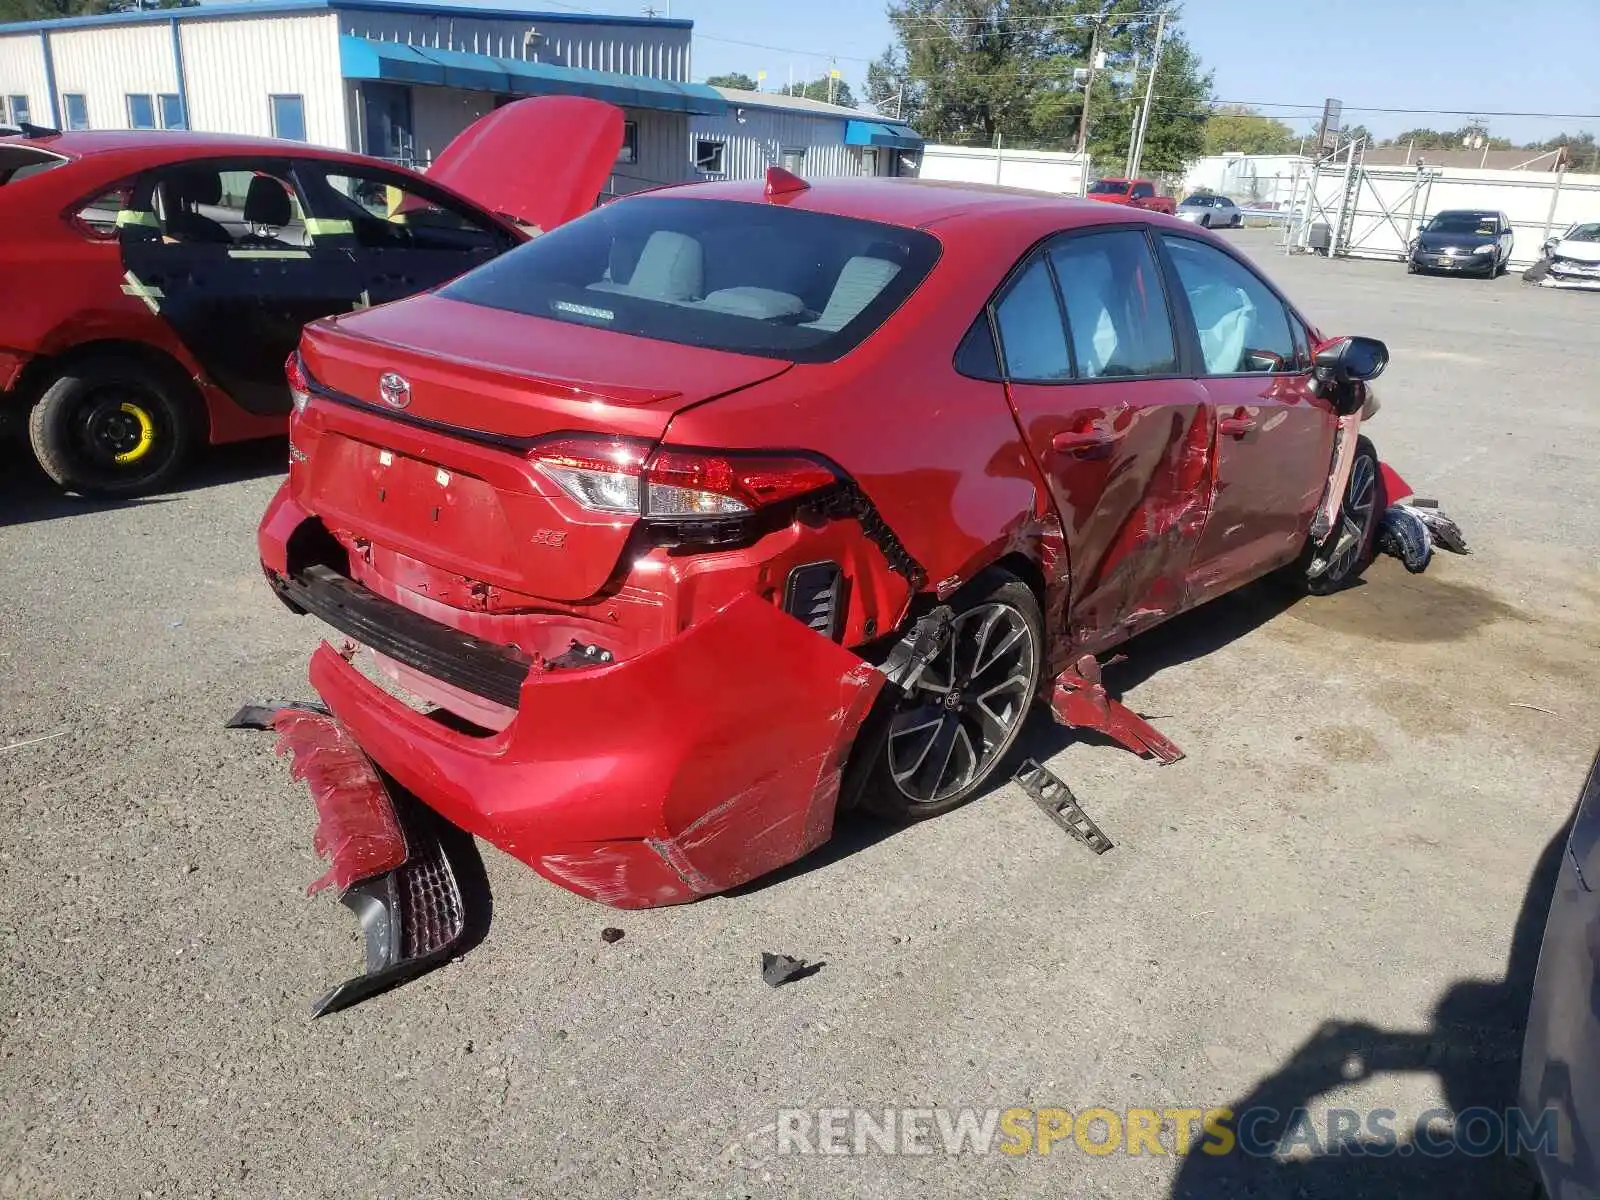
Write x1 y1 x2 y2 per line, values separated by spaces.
1051 427 1126 454
1219 409 1257 438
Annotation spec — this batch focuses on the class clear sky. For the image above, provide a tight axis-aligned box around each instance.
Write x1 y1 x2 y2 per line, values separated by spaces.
545 0 1600 146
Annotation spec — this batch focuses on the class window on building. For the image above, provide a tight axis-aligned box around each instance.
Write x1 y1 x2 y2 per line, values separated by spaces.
860 148 878 177
693 139 725 174
62 93 89 132
158 94 186 130
781 147 806 172
269 94 306 142
616 121 638 165
127 94 156 131
6 96 30 126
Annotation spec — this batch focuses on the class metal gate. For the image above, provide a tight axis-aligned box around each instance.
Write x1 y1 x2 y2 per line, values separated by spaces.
1283 143 1600 268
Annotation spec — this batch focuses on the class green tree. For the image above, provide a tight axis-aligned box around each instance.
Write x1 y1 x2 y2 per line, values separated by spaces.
0 0 194 19
865 0 1211 172
792 75 857 108
1202 104 1295 155
705 72 760 91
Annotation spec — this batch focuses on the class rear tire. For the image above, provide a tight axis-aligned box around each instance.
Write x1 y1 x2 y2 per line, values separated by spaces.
862 570 1043 822
28 354 199 498
1281 435 1386 596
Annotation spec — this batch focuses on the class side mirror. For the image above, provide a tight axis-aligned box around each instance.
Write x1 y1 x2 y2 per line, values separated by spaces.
1314 335 1388 386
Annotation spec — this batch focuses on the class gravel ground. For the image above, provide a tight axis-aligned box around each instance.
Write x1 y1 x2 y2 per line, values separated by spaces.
2 229 1597 1199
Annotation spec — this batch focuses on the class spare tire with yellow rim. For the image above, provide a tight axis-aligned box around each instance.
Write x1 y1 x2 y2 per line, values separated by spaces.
28 352 200 497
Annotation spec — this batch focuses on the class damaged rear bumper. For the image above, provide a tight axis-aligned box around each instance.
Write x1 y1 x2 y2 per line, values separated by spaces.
275 574 884 909
231 704 480 1016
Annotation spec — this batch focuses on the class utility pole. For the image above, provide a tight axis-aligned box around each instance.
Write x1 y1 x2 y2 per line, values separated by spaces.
1128 9 1166 181
1074 20 1102 157
1122 50 1142 176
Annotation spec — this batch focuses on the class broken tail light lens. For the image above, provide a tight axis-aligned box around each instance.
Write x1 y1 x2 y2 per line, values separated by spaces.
528 436 836 521
286 351 311 414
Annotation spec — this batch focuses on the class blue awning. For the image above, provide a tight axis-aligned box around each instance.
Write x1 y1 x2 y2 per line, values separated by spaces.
844 119 923 150
340 35 727 116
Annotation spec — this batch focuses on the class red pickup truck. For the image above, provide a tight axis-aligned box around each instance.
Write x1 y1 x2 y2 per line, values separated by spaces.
1085 177 1175 215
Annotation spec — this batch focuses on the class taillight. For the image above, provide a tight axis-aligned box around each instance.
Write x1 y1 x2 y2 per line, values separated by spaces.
528 435 837 521
285 351 311 414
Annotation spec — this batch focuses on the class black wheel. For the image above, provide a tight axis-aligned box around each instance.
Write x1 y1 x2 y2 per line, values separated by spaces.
862 570 1043 821
27 354 199 497
1282 435 1386 596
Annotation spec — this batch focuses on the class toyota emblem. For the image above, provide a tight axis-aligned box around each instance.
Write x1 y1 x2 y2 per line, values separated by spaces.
378 372 411 410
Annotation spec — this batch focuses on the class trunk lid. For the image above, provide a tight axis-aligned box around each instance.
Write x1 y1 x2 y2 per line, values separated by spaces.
424 96 625 235
295 295 791 602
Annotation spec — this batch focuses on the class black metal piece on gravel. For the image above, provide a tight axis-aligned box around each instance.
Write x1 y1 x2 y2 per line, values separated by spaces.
1014 759 1114 856
224 699 329 730
761 952 822 987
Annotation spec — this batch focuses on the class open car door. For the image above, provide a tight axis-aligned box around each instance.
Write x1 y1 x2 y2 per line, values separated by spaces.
423 96 626 235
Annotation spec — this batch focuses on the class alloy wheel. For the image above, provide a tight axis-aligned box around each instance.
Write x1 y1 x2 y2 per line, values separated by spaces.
1327 454 1378 583
886 601 1038 806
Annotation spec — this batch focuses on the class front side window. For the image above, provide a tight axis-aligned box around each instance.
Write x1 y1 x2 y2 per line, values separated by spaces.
269 94 306 142
1048 230 1177 380
1162 235 1297 375
127 94 156 130
63 93 89 131
298 167 508 254
440 197 940 363
159 94 186 130
993 257 1070 382
1131 182 1155 199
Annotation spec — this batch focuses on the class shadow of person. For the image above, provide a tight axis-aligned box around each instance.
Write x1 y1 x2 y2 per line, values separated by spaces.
1169 813 1571 1199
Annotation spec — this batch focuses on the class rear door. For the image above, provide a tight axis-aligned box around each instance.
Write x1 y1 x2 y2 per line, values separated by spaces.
118 157 337 416
1157 232 1337 603
995 227 1213 653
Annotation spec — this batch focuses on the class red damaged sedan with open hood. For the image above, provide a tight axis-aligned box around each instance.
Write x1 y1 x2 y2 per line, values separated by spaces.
257 164 1400 975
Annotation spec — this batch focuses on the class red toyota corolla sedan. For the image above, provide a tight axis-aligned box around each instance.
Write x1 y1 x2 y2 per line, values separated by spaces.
259 170 1394 914
0 98 622 495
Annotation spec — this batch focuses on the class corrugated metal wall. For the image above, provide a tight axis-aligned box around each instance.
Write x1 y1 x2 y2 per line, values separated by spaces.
48 23 176 131
340 13 690 82
181 14 346 147
0 34 51 123
689 106 870 182
610 106 691 193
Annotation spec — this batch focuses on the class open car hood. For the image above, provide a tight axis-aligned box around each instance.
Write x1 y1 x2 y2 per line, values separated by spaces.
425 96 625 235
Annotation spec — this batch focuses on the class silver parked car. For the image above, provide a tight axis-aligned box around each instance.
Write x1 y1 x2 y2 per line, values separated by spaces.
1176 193 1243 228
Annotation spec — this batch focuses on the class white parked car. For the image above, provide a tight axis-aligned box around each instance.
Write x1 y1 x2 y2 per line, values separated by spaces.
1176 193 1243 228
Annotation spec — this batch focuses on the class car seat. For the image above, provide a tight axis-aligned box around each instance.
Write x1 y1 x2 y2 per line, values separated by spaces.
805 256 901 332
240 175 298 247
162 170 232 244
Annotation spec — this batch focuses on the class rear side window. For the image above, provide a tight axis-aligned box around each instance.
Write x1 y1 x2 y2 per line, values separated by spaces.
1047 230 1177 379
993 257 1070 382
441 197 941 363
1162 235 1296 374
0 146 68 188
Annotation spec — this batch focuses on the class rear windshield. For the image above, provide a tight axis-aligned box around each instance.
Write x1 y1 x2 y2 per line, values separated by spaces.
0 145 67 186
1088 180 1130 195
440 197 940 363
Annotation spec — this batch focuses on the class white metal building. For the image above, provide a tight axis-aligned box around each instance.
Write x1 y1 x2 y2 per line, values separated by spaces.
690 88 923 181
918 143 1090 195
0 0 726 196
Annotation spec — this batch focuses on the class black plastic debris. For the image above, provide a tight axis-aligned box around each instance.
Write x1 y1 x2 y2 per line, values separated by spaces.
761 952 822 987
1377 499 1470 575
1014 759 1114 855
600 927 625 944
